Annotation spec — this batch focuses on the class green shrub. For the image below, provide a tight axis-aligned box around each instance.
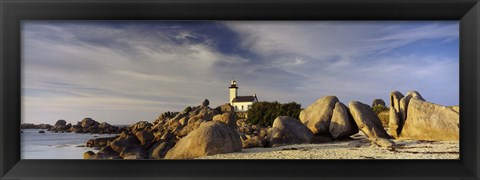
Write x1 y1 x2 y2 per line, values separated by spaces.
247 101 302 127
372 105 389 127
372 105 388 114
377 111 389 127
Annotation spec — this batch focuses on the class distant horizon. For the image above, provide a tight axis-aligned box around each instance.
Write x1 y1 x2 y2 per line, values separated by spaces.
22 21 459 125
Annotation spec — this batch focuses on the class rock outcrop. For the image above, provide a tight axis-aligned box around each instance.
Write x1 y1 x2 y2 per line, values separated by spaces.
202 99 210 106
55 120 67 126
299 96 339 134
49 120 68 132
370 137 396 150
48 118 125 134
135 130 154 148
386 90 459 141
269 116 314 147
329 102 358 139
86 137 118 148
390 91 404 114
388 107 401 137
148 140 175 159
388 91 404 137
83 151 95 159
165 121 242 159
212 112 237 130
76 99 240 159
218 103 234 113
348 101 391 139
400 97 459 141
81 118 98 128
91 146 121 159
398 91 425 132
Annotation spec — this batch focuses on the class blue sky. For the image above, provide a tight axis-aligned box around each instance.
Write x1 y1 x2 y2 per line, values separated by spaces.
21 21 459 125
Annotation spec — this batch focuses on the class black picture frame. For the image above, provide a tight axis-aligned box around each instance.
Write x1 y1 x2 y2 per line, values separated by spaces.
1 0 479 179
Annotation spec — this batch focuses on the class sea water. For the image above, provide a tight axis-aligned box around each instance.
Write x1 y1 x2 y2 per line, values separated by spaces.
21 129 117 159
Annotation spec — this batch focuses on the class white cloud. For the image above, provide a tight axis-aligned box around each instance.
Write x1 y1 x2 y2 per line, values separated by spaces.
22 22 251 124
22 21 459 125
224 21 459 104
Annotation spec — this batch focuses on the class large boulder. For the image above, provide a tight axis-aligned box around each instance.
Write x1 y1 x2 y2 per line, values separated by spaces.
187 115 202 125
388 91 404 136
202 99 210 106
164 121 242 159
50 120 69 132
398 91 425 130
160 130 176 142
388 107 401 138
86 137 117 147
99 122 111 129
93 146 122 159
219 103 234 113
65 123 72 130
164 119 183 132
390 91 404 114
329 102 358 139
270 116 314 147
385 91 417 136
197 108 219 121
135 130 154 148
178 116 190 126
348 101 391 139
148 140 175 159
400 97 459 141
212 112 237 130
81 118 96 128
177 120 204 137
450 106 459 113
40 124 53 129
370 137 396 150
155 111 178 125
119 146 147 159
69 126 82 133
299 96 339 134
130 121 152 132
109 135 141 153
54 120 67 126
83 151 95 159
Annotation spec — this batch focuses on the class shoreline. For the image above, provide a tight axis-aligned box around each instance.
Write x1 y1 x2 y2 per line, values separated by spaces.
197 138 459 159
21 129 118 159
20 126 460 160
19 94 460 160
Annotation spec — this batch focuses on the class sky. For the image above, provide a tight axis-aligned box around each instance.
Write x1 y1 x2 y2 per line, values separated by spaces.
21 21 459 125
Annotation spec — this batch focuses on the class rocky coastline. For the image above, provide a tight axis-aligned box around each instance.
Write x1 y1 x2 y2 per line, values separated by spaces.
21 91 460 160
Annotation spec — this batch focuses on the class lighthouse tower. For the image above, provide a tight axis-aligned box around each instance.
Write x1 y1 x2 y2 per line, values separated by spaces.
228 80 258 114
229 80 238 103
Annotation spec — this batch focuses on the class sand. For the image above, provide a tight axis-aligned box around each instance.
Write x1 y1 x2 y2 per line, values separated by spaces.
197 133 459 159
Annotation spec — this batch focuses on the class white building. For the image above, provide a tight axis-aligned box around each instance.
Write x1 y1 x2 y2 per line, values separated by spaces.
229 80 258 113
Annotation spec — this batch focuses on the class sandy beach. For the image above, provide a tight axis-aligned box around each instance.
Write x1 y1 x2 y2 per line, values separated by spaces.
198 133 459 159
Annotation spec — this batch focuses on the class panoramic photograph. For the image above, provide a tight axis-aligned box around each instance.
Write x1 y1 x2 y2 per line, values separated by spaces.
21 21 459 159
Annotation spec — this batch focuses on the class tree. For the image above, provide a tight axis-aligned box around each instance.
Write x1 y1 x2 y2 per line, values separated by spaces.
247 101 302 127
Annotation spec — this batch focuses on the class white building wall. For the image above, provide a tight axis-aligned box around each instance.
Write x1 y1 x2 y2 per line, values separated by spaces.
232 102 254 112
229 88 237 103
